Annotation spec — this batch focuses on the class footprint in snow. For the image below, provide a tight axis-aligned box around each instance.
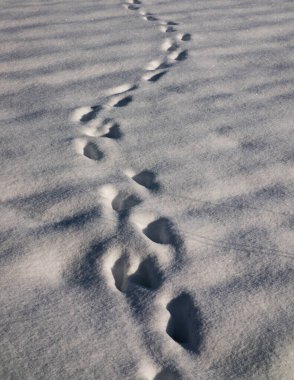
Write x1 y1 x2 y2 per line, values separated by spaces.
168 49 188 62
160 25 177 33
99 184 141 214
83 119 122 139
106 83 137 96
131 212 178 246
106 94 133 108
106 252 161 293
177 33 192 41
142 70 167 83
166 292 204 353
71 105 102 123
145 59 168 71
130 169 160 191
74 138 104 161
161 39 179 53
142 14 158 22
154 368 180 380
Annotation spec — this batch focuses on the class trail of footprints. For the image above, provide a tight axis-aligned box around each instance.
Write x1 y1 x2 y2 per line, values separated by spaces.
71 1 198 377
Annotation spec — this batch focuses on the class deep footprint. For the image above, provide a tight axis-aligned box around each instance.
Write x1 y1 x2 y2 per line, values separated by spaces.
80 105 102 122
83 142 104 161
111 255 129 292
132 170 159 191
154 368 180 380
128 257 161 289
112 95 133 107
181 33 191 41
144 71 167 83
102 123 122 139
143 218 175 245
166 292 203 353
111 191 141 212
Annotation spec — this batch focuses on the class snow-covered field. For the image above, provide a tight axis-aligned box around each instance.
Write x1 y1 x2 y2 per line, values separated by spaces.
1 0 294 379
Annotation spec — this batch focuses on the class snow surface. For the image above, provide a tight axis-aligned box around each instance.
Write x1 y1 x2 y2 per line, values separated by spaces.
1 0 294 379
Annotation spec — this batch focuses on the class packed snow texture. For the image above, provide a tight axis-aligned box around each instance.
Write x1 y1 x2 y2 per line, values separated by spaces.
1 0 294 379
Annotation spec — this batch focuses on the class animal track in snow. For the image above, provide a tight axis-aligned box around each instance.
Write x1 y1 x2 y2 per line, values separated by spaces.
154 369 179 380
166 292 203 353
131 169 160 191
99 184 141 213
160 25 177 33
83 119 122 139
142 15 158 22
112 191 141 213
126 4 140 11
128 256 161 290
106 94 133 108
109 253 131 292
71 105 102 123
145 59 168 71
132 212 177 246
177 33 191 41
126 0 141 4
106 83 137 96
143 217 176 245
168 49 188 62
74 138 104 161
106 251 160 293
142 70 167 83
102 122 122 139
161 39 179 53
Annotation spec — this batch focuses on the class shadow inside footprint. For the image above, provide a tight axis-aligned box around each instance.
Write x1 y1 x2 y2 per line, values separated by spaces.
143 218 175 245
148 71 167 83
128 4 140 10
114 95 132 107
83 142 103 161
111 256 129 292
111 191 141 213
129 257 161 290
80 105 102 122
181 33 191 41
166 26 176 33
146 15 158 21
176 50 188 61
166 292 203 353
154 368 180 380
132 170 159 191
102 123 122 139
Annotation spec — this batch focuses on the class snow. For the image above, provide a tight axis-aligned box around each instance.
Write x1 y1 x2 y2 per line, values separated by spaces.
0 0 293 379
